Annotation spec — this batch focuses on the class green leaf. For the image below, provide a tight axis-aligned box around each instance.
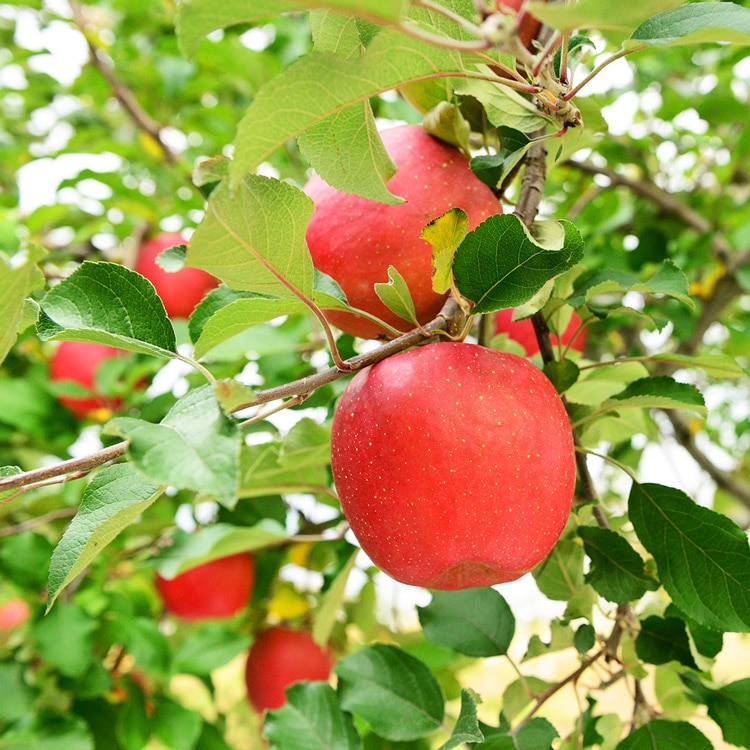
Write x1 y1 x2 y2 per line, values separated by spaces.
313 548 358 648
579 526 659 604
230 30 465 183
533 535 585 602
417 588 515 657
280 418 332 470
374 265 419 326
37 261 177 356
193 295 307 359
523 621 575 663
152 697 203 750
568 261 693 310
574 623 596 655
543 358 580 394
422 208 469 295
47 464 163 610
150 521 288 579
239 442 330 499
0 663 36 722
629 2 750 48
0 715 94 750
335 644 444 741
647 352 747 380
106 385 241 506
500 677 550 722
471 127 533 190
437 688 484 750
172 624 252 675
0 244 45 367
528 0 685 33
453 215 584 314
31 603 96 678
515 717 558 750
188 175 316 301
602 376 706 416
681 676 750 748
635 615 697 669
629 482 750 632
264 682 361 750
176 0 408 57
614 719 712 750
454 77 549 133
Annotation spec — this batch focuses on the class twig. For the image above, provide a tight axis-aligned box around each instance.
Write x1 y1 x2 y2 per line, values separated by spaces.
69 0 180 168
230 296 467 411
0 442 128 494
566 159 733 262
663 410 750 512
0 507 78 536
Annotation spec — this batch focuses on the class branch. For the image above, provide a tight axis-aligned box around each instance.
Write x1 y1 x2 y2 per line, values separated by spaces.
663 410 750 512
232 296 468 411
0 442 128 494
566 159 733 262
69 0 180 169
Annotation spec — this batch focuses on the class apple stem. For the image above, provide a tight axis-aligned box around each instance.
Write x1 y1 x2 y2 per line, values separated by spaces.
236 394 308 430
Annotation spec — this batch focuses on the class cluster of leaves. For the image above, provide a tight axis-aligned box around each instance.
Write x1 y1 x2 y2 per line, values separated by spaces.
2 1 750 749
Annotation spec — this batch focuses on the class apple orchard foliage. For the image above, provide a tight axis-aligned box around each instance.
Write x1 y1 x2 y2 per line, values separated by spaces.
1 1 750 749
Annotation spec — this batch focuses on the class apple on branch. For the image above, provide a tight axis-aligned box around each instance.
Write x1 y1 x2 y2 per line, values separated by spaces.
304 125 502 339
155 552 255 621
331 341 576 590
134 232 218 319
244 626 333 713
49 340 128 420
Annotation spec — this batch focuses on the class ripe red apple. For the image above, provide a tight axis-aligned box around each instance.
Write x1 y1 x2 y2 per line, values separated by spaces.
244 626 333 713
304 125 502 339
49 340 126 419
156 553 255 621
134 232 218 319
494 308 586 357
330 341 575 590
495 0 542 50
0 598 30 631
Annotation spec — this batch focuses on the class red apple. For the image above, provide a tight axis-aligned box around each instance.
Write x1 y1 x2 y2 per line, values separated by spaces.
156 553 255 621
244 626 333 713
134 232 218 319
494 308 586 357
49 340 126 419
304 125 502 339
495 0 542 50
330 341 575 590
0 598 30 631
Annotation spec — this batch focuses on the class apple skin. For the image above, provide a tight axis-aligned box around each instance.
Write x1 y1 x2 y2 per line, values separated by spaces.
494 308 586 357
495 0 542 50
330 341 576 590
0 598 31 631
50 340 126 419
156 553 255 621
244 626 333 713
304 125 502 339
134 233 218 319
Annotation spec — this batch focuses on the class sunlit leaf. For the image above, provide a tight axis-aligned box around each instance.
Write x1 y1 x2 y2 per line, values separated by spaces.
47 464 162 609
453 215 584 313
335 644 444 741
629 483 750 633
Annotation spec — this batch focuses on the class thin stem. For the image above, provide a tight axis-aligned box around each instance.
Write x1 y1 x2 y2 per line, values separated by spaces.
558 31 570 85
0 508 78 536
563 45 648 101
513 649 605 731
174 353 217 384
236 395 308 430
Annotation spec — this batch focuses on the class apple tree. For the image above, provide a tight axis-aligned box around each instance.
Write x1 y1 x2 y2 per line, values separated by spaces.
1 1 750 748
